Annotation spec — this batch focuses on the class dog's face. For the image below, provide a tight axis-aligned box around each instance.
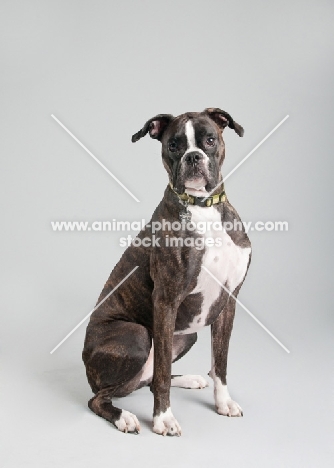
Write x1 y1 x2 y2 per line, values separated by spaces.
132 108 244 195
160 113 226 195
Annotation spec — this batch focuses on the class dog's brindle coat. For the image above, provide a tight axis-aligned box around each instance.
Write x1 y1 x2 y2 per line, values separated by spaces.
82 108 251 436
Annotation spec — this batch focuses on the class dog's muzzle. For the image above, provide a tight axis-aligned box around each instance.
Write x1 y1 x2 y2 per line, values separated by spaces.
173 151 218 193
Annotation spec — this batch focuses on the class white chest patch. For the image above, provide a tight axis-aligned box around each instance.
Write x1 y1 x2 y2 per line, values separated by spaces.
178 205 251 334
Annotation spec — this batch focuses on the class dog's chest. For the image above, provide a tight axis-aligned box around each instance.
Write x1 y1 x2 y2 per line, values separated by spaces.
176 205 251 334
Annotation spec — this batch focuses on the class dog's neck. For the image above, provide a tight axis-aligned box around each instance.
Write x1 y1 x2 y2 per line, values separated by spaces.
168 183 226 208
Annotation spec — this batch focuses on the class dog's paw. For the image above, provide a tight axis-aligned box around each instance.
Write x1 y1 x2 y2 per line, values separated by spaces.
114 410 141 433
153 407 182 436
212 378 243 417
216 399 243 417
171 374 209 389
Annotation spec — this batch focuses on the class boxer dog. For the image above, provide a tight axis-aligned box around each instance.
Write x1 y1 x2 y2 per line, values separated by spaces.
82 108 251 436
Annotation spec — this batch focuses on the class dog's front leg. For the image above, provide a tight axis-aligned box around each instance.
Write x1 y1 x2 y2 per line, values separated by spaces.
151 290 181 436
211 289 243 417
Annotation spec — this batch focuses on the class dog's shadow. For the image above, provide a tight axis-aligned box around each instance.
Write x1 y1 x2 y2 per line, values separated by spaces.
38 364 91 409
174 386 216 413
37 364 155 431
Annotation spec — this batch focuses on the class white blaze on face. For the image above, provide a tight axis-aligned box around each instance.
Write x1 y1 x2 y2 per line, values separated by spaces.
183 120 209 194
184 120 208 161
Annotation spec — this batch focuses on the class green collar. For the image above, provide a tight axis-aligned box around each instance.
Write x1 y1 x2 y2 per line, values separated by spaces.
169 183 226 207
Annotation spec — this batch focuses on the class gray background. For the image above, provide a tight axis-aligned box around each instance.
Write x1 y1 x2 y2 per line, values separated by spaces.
1 0 333 467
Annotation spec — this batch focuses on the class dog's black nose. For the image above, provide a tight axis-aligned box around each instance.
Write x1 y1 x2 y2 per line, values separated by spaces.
184 152 203 165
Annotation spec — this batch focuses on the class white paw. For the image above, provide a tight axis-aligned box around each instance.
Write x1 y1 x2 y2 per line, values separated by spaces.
171 374 209 389
114 410 141 433
153 407 182 436
212 378 243 417
216 399 243 417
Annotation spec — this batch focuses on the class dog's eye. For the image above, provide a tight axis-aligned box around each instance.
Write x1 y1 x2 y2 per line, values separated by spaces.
206 137 215 147
168 141 177 152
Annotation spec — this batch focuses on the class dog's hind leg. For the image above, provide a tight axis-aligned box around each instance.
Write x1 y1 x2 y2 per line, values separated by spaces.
83 321 151 433
171 374 209 389
88 387 141 433
170 333 209 389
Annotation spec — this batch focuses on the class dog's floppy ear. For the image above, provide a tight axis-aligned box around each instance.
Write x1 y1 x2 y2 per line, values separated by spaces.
204 107 244 137
132 114 174 143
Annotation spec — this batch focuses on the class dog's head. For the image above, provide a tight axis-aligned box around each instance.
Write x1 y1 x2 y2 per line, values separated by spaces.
132 108 244 196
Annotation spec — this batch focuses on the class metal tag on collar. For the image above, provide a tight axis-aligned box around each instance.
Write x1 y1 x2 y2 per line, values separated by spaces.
178 199 192 222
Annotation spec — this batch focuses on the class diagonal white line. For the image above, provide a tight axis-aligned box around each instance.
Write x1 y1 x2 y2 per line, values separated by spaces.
51 114 140 203
202 266 290 354
50 266 139 354
203 115 289 201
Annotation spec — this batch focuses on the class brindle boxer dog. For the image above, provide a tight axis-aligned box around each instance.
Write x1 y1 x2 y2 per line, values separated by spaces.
82 108 251 436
